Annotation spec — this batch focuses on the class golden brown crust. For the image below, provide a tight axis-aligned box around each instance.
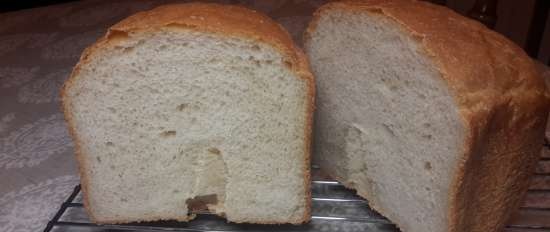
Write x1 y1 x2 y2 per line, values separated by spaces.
62 2 314 225
305 1 550 232
60 84 97 222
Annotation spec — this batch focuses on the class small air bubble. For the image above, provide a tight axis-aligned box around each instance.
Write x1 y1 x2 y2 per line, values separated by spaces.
160 130 176 137
283 60 292 68
177 103 188 111
208 147 221 155
424 162 432 170
122 46 134 53
208 57 221 64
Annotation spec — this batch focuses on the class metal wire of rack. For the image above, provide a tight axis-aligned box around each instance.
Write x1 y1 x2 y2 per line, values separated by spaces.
44 142 550 232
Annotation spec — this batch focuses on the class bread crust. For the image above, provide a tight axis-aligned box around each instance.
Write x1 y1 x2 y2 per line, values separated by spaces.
61 3 314 225
305 1 550 232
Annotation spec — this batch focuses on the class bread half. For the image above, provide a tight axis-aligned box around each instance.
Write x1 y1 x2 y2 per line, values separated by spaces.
305 1 549 232
62 3 314 224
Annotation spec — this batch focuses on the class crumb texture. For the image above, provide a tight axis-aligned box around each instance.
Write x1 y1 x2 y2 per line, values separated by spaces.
306 10 464 232
64 29 309 223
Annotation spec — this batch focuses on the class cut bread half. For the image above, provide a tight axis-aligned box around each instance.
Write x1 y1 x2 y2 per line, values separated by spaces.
305 1 549 232
62 3 314 224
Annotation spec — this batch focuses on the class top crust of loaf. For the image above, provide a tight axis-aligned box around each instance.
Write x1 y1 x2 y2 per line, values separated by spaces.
306 1 549 232
62 3 314 224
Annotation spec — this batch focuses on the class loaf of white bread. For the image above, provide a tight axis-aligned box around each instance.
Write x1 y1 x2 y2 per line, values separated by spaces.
304 1 549 232
62 3 314 224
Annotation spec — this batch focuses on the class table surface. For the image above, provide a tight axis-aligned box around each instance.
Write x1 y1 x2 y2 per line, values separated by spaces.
0 0 548 231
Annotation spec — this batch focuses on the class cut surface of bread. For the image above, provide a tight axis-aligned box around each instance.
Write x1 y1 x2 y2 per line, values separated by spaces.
62 3 314 224
305 1 549 232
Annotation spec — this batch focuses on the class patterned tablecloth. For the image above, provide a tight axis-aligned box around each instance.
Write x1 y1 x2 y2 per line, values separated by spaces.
0 1 548 232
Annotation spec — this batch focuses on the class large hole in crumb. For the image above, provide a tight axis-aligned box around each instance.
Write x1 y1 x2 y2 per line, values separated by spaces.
186 194 219 213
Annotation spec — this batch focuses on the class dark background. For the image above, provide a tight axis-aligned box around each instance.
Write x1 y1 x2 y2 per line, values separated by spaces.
1 0 549 64
0 0 76 12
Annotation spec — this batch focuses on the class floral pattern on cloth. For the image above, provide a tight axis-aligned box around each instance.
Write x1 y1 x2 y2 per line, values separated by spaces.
0 175 79 232
0 67 40 89
17 70 71 104
41 30 105 60
0 114 73 169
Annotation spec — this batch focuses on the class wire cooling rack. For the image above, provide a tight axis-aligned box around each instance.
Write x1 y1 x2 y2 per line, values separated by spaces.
44 142 550 232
